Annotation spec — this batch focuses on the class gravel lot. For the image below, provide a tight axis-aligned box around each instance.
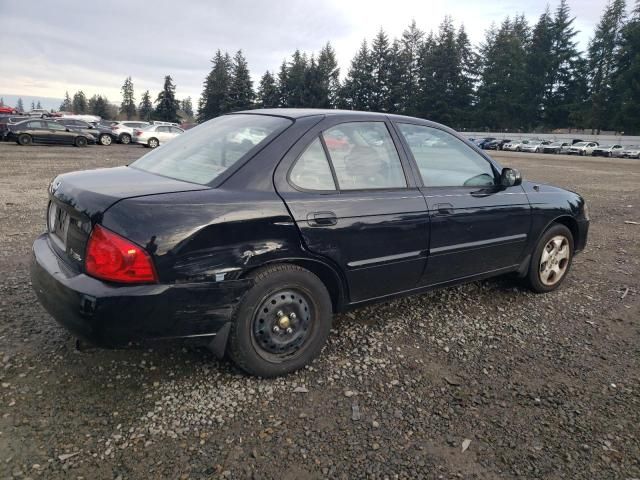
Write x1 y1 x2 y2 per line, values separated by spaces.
0 142 638 480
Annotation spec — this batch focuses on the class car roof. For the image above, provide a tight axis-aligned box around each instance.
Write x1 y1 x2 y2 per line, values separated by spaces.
232 108 429 123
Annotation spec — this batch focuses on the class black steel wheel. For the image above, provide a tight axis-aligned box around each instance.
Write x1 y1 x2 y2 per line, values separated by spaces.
228 264 332 377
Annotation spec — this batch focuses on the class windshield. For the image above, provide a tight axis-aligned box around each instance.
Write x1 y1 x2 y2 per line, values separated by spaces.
131 114 291 185
574 142 588 147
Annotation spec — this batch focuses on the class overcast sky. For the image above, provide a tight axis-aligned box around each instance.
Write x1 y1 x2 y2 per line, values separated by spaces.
0 0 609 108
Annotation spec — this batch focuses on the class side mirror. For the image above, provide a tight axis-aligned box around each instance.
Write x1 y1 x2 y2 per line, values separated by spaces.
500 168 522 187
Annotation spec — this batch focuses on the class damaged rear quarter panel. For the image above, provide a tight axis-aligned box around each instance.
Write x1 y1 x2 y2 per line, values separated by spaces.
101 188 309 283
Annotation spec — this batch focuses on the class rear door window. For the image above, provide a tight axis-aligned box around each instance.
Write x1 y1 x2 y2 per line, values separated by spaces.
321 122 406 190
290 137 336 191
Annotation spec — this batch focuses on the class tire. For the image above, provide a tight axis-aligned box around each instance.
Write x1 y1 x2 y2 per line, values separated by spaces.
99 134 112 146
119 133 131 144
579 150 584 156
535 148 540 153
227 264 333 377
526 224 574 293
74 136 88 147
516 147 521 152
17 133 32 146
147 137 159 148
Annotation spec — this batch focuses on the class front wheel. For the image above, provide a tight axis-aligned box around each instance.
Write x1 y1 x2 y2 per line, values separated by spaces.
147 137 159 148
227 264 332 377
74 136 88 147
526 224 574 293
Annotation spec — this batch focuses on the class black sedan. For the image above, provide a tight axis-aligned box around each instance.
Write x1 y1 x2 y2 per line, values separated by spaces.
30 109 589 377
55 118 116 146
8 119 96 146
482 138 511 150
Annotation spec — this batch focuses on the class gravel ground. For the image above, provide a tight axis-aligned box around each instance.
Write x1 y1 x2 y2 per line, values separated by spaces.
0 142 638 480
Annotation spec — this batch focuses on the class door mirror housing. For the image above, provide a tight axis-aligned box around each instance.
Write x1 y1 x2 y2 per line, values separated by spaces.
500 168 522 187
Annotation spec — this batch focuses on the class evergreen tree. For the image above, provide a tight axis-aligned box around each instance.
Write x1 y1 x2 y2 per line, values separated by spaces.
475 16 530 129
257 71 279 108
387 39 406 113
0 97 3 107
120 76 137 120
16 98 24 112
454 25 478 127
180 97 194 120
546 0 584 129
316 42 340 107
198 50 233 122
303 55 321 107
369 29 392 111
154 75 180 122
285 50 308 107
398 20 425 115
72 91 87 114
228 50 254 111
613 1 640 133
60 91 72 112
88 95 110 118
30 101 35 110
340 40 373 110
36 100 42 109
525 8 555 128
277 60 289 107
587 0 627 132
138 90 153 121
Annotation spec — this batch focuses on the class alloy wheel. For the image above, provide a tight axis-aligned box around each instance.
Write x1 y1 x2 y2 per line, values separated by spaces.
539 235 570 286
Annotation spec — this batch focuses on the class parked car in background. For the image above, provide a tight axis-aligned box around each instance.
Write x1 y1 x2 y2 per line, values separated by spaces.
591 144 623 157
110 121 150 144
474 137 496 149
30 109 589 377
520 140 551 153
0 106 18 114
541 141 571 154
618 145 640 158
7 119 95 146
483 138 511 150
27 109 52 118
55 118 116 146
502 139 530 151
0 115 30 140
568 141 599 156
58 114 102 124
132 124 184 148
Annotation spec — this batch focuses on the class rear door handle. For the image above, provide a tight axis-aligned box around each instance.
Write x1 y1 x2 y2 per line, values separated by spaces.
307 211 337 226
435 203 454 215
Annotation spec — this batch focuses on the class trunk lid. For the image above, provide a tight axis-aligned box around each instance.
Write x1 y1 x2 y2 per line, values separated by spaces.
48 166 208 269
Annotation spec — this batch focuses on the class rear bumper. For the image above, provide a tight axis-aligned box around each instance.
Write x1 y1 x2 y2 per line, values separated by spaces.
30 234 251 347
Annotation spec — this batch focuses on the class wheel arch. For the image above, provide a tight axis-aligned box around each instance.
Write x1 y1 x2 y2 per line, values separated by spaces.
242 258 347 313
541 215 579 250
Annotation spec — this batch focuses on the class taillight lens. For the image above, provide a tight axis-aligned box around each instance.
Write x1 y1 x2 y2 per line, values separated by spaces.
134 129 142 136
85 225 158 284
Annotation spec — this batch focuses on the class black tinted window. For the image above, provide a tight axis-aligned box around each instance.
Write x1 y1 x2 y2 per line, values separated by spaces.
398 123 496 187
27 121 45 129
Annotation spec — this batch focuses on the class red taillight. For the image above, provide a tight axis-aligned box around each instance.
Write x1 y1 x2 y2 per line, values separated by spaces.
134 129 142 136
85 225 158 284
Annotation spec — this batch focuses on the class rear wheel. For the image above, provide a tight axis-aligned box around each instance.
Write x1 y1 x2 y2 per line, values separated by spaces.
526 224 574 293
227 264 332 377
74 136 88 147
99 134 112 146
119 133 131 144
17 133 32 146
147 137 159 148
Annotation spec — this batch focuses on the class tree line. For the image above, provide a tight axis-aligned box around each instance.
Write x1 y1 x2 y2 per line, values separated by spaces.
197 0 640 134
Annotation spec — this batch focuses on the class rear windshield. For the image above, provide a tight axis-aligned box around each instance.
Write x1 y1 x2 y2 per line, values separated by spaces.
131 114 291 185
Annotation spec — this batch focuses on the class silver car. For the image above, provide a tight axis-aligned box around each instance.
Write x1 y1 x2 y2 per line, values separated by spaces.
618 145 640 158
111 121 150 144
502 139 530 152
568 142 599 156
132 124 184 148
591 144 623 157
520 140 551 153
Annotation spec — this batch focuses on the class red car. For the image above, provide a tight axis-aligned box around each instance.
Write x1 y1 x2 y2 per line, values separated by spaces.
0 106 18 114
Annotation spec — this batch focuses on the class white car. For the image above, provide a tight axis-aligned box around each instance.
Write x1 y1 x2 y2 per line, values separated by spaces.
110 121 150 144
591 144 623 157
520 140 551 153
27 109 52 118
617 145 640 158
132 124 184 148
502 139 530 151
568 142 599 156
